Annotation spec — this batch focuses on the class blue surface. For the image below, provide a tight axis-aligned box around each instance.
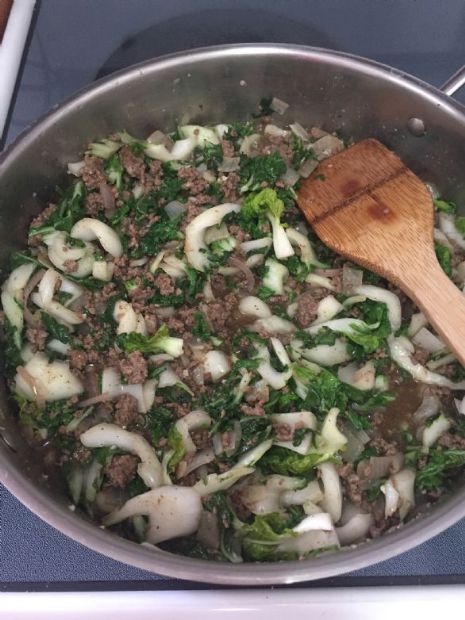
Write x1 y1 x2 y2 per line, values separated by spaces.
3 0 465 586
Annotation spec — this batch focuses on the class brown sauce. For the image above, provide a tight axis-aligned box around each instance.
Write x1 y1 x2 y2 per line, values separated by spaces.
374 379 424 441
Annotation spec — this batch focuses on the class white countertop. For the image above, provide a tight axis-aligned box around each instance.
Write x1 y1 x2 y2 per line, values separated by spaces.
1 585 465 619
0 0 35 138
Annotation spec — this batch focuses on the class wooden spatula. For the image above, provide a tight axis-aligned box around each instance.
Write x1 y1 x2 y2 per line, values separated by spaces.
297 138 465 366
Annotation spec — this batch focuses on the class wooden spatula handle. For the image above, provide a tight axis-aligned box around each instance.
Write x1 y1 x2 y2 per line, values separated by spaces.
401 250 465 367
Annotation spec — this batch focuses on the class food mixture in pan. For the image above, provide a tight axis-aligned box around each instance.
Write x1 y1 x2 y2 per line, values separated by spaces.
3 97 465 562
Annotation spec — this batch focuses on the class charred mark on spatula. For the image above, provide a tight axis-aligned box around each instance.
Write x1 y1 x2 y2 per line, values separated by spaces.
311 165 407 225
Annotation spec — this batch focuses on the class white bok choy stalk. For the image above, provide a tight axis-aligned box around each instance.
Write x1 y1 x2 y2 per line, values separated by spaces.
276 524 340 557
338 361 376 391
306 317 378 338
381 468 416 520
352 285 401 332
113 300 147 335
336 513 373 545
238 296 272 319
439 212 465 250
102 486 202 544
184 203 240 271
422 414 451 450
71 218 123 258
412 327 445 354
1 263 35 340
44 231 95 277
271 411 317 455
263 257 289 295
202 350 231 382
100 368 151 413
281 479 324 507
178 125 220 146
173 410 212 455
240 475 305 515
255 345 292 389
15 352 84 403
285 227 316 266
315 408 348 461
388 336 465 389
312 295 343 325
193 438 272 496
31 268 84 326
80 423 163 489
298 339 351 367
318 461 343 523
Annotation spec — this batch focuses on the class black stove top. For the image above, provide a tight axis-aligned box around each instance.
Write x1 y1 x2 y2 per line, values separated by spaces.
3 0 465 590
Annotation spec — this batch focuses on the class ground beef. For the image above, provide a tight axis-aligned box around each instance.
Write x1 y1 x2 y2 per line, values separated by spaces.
119 145 146 180
114 394 141 428
25 326 47 352
85 192 104 216
181 200 205 231
338 463 363 504
411 346 430 365
438 432 465 449
63 259 79 273
119 351 148 384
29 203 57 231
154 273 175 295
178 166 209 195
104 454 138 488
68 349 89 371
273 422 293 442
240 402 266 417
81 155 107 190
219 172 240 202
221 139 236 158
228 224 249 244
294 292 318 327
191 429 210 449
368 436 399 456
204 292 238 337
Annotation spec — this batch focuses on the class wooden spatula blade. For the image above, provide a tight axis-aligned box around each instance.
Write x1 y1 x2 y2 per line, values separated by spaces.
298 138 434 281
297 137 465 367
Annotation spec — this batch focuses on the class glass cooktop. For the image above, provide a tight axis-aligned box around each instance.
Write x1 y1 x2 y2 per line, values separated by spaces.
2 0 465 591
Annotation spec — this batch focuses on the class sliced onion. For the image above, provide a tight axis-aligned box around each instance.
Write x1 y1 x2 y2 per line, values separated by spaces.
228 257 255 291
342 264 363 294
408 312 427 337
356 454 404 486
183 448 216 476
270 97 289 114
218 157 240 172
290 122 309 141
164 200 186 220
311 135 344 161
306 273 335 290
298 158 318 178
412 327 445 354
281 167 300 186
